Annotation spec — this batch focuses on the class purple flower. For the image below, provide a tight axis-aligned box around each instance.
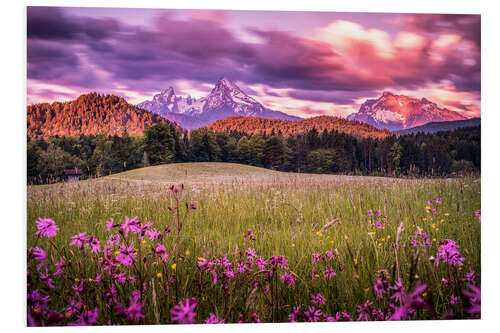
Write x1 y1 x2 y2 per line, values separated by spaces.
325 250 335 260
462 270 479 284
324 268 336 280
69 233 90 249
120 216 139 235
64 299 82 316
69 308 99 326
126 291 145 322
288 306 301 322
450 295 460 305
390 284 427 320
312 253 323 264
107 234 120 246
154 243 168 262
357 300 374 321
245 248 257 259
280 273 295 288
255 256 267 270
54 257 65 276
223 269 235 280
237 262 248 273
106 219 115 231
31 247 46 269
304 306 322 322
311 293 326 305
390 280 406 304
35 218 59 238
374 278 390 299
145 228 161 240
270 255 288 268
39 268 55 289
205 313 224 324
367 210 373 216
435 239 465 267
376 221 383 229
113 272 127 284
116 244 136 266
86 236 101 253
334 312 353 322
171 298 197 324
410 231 431 248
435 198 442 204
463 284 481 316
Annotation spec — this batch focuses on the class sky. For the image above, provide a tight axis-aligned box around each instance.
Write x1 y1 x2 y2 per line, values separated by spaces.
26 7 481 118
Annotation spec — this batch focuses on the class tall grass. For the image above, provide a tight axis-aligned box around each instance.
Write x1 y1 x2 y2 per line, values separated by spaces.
27 175 480 324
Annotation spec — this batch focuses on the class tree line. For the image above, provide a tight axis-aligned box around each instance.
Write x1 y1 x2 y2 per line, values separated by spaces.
27 121 480 184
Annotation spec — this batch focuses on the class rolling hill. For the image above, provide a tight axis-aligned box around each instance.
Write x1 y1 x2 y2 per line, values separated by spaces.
207 115 391 139
27 93 166 138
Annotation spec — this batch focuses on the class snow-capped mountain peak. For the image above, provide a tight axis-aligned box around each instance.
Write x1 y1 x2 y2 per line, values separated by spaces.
347 92 467 131
137 77 300 129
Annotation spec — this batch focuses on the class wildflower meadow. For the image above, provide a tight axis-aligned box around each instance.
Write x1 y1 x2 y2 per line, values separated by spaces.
26 174 480 325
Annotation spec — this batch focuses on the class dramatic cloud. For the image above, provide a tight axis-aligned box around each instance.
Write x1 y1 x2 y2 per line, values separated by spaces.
26 7 481 118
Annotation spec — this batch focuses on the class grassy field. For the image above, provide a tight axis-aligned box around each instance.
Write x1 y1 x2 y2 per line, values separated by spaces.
27 163 481 325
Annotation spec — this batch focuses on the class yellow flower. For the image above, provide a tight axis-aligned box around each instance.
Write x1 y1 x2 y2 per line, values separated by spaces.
198 257 205 262
117 264 121 268
156 272 162 278
380 238 385 242
432 238 437 242
365 287 370 292
202 296 206 302
316 231 323 238
291 243 295 247
171 263 177 270
114 250 120 255
432 224 436 228
422 292 427 297
34 307 40 313
185 250 191 256
330 240 334 244
387 235 391 240
314 274 320 278
444 213 450 217
436 228 439 231
74 278 79 283
368 232 375 236
88 278 93 282
425 206 431 212
440 219 445 223
423 218 427 222
142 240 146 244
65 311 71 318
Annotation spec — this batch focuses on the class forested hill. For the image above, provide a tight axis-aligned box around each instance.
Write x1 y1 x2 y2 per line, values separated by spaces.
27 93 166 138
207 116 391 139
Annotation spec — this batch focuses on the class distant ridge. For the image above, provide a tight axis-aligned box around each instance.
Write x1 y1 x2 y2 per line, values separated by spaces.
207 115 391 139
396 117 481 135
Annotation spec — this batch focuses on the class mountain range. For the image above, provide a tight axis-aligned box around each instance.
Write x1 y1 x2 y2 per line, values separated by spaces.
347 92 467 131
137 77 301 130
27 77 477 138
